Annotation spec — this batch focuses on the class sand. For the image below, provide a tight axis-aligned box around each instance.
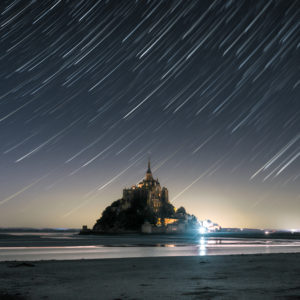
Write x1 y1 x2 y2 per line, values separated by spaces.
0 253 300 300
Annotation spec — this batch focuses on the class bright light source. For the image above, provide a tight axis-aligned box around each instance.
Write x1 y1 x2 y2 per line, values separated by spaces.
199 227 206 234
264 231 269 235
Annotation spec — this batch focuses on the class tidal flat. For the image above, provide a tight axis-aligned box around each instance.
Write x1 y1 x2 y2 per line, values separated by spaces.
1 253 300 300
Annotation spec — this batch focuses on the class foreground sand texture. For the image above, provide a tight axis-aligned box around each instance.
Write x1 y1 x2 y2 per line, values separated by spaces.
1 253 300 299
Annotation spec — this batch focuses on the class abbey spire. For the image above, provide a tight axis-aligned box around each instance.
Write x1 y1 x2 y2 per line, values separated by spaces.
146 159 153 181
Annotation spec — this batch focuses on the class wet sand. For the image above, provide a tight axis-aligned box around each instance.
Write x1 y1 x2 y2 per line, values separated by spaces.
1 253 300 299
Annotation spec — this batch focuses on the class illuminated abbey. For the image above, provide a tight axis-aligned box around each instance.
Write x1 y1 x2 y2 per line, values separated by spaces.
90 159 198 234
122 160 169 213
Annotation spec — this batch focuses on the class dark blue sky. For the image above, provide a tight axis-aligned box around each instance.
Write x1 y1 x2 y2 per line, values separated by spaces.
0 0 299 229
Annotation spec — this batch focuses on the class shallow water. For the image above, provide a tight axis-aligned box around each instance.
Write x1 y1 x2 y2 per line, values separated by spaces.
1 232 300 261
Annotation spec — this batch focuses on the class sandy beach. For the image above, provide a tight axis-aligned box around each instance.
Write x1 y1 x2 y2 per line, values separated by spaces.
1 253 300 300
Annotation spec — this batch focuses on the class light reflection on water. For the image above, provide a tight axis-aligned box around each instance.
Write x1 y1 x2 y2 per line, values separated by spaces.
198 237 206 256
1 236 300 261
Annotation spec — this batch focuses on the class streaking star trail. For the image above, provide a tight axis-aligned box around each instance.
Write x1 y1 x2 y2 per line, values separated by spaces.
0 0 299 229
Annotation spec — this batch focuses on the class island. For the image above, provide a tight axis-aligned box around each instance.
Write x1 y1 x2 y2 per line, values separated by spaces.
81 160 198 234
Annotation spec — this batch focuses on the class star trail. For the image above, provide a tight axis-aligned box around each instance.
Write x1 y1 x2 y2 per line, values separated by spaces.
0 0 299 229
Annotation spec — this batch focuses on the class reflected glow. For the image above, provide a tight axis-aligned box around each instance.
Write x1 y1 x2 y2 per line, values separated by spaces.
1 239 300 261
199 245 206 256
198 237 206 256
165 244 175 247
207 240 217 244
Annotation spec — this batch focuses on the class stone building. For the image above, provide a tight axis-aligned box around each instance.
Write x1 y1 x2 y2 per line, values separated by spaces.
122 160 169 213
91 159 198 234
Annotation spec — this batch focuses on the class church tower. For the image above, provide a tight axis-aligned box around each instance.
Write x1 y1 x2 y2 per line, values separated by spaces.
145 159 153 181
123 159 167 213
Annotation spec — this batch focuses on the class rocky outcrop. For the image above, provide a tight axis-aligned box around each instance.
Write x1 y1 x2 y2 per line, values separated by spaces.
93 193 175 232
91 161 197 233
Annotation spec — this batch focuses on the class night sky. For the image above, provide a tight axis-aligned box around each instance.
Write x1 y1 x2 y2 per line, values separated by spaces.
0 0 299 229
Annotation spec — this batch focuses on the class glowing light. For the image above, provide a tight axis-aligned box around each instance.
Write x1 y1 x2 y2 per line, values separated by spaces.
199 227 206 234
198 238 206 256
165 244 175 248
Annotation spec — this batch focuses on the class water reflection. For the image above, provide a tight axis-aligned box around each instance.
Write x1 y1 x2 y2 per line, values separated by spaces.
198 237 206 256
1 233 300 261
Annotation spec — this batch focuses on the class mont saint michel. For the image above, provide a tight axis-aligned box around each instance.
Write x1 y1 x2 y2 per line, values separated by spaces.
85 160 198 234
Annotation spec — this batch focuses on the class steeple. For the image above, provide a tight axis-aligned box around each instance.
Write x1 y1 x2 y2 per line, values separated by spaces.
146 158 153 181
147 159 151 173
